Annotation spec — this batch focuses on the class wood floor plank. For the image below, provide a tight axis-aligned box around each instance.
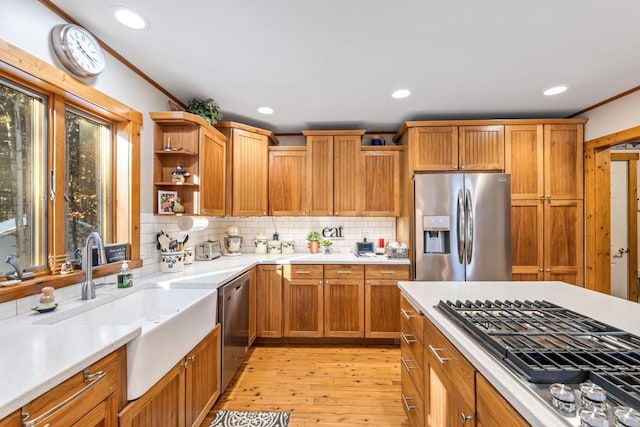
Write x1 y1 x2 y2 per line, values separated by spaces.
201 345 409 427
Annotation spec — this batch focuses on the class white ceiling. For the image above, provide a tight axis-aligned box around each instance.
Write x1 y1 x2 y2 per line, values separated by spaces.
51 0 640 133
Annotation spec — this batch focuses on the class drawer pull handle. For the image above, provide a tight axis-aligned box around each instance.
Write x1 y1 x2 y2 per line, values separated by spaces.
460 412 473 423
401 308 416 319
401 332 418 345
401 357 418 371
296 270 311 274
401 394 417 412
21 370 106 427
379 271 395 274
428 344 452 364
336 270 353 274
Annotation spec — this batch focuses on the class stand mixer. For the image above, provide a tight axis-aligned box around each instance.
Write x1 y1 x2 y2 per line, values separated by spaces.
222 225 243 256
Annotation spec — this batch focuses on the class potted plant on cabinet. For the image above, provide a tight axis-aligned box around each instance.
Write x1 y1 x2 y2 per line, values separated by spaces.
321 239 332 255
186 98 222 126
306 231 321 254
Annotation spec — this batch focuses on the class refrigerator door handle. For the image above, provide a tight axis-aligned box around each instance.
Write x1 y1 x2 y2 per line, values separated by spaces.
465 188 474 263
457 189 465 264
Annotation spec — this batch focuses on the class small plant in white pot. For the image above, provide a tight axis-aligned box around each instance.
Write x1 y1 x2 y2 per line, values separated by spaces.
321 239 333 254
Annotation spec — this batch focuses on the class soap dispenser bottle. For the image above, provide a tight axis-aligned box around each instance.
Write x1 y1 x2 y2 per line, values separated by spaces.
117 261 133 288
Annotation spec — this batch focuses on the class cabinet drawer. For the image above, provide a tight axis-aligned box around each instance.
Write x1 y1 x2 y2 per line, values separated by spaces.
400 294 423 339
401 337 424 394
22 349 122 426
424 318 475 406
283 264 323 279
401 363 425 427
324 264 364 279
365 264 409 280
401 317 424 369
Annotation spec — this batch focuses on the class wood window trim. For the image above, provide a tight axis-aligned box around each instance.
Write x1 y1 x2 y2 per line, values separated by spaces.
0 39 141 303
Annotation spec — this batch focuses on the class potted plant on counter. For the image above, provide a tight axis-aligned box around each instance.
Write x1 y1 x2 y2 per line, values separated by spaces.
321 239 332 255
306 231 321 254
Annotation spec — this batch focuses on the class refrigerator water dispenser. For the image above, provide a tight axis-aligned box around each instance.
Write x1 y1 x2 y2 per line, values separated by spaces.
423 215 450 254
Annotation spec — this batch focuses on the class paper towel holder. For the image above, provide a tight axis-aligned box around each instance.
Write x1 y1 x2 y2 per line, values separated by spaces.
177 216 209 231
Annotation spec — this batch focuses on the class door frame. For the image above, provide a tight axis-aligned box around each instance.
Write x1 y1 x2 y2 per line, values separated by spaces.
610 153 638 301
585 125 640 294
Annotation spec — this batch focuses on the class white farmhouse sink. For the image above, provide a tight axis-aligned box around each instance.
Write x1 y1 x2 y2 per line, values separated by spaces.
54 287 218 399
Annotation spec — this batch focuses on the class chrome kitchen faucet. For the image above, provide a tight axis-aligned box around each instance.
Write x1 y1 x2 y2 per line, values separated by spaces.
81 232 107 300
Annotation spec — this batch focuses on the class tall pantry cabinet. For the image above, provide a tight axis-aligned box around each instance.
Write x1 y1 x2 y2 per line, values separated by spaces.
506 123 585 286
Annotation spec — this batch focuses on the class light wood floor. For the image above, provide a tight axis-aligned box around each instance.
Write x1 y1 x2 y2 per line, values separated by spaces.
201 345 410 427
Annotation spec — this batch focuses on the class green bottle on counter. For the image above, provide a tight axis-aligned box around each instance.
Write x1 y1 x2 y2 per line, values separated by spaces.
117 260 133 288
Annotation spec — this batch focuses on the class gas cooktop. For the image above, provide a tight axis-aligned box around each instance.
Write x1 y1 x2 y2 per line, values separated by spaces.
438 299 640 425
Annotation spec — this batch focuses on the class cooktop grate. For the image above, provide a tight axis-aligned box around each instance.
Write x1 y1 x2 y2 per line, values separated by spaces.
438 299 640 384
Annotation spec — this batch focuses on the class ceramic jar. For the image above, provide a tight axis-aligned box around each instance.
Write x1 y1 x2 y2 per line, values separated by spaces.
184 247 194 265
160 251 184 273
267 240 282 254
281 240 295 254
254 234 268 254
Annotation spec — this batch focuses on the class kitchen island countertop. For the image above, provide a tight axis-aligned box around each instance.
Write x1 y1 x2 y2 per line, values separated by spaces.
0 252 408 419
399 280 640 427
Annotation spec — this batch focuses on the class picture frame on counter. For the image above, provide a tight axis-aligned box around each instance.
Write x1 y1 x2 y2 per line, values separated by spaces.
158 190 178 214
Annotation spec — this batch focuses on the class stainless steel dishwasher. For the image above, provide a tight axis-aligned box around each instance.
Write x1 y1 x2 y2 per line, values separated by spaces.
218 271 250 392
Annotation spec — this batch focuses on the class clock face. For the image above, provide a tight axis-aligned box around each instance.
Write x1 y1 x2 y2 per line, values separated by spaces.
51 24 105 77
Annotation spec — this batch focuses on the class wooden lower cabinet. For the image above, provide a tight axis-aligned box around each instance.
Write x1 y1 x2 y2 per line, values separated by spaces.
256 265 283 338
324 278 365 337
511 199 584 285
365 265 409 338
400 295 425 427
248 267 257 346
476 373 529 427
20 348 123 427
283 278 324 337
119 325 221 427
0 411 21 427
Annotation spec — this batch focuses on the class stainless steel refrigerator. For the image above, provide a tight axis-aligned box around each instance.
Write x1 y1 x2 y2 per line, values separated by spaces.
414 173 512 281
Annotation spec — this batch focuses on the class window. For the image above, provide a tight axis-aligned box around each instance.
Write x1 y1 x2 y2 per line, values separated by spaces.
0 79 46 270
64 109 112 258
0 41 141 302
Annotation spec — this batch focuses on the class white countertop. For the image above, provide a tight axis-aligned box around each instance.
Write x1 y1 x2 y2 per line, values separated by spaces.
0 252 407 419
398 281 640 427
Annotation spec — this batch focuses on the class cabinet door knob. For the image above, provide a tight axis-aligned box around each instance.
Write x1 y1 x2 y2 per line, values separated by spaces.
546 195 551 199
460 165 465 170
189 355 196 362
453 165 458 170
539 194 545 199
539 268 544 272
460 412 472 423
546 268 551 272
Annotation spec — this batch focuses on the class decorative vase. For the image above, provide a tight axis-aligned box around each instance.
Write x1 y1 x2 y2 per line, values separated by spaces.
172 197 185 215
308 241 320 254
323 246 331 255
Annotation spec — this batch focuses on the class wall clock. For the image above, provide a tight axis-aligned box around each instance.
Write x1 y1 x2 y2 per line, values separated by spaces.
50 24 105 77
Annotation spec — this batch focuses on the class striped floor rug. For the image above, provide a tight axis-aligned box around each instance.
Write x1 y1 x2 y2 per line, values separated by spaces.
210 410 290 427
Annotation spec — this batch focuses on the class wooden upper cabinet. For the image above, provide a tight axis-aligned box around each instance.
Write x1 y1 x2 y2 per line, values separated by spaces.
410 126 458 171
199 127 226 216
459 125 505 171
216 121 278 216
408 125 504 172
511 199 544 281
544 124 583 199
269 147 307 216
151 111 227 215
333 134 362 216
506 123 583 200
306 134 334 216
505 125 544 200
361 149 400 216
304 130 365 216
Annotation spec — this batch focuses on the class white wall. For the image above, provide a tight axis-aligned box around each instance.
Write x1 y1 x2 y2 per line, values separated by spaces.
579 90 640 141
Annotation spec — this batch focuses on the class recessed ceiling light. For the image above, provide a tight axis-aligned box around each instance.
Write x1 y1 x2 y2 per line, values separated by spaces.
543 85 568 96
392 89 411 99
257 106 274 115
113 7 148 30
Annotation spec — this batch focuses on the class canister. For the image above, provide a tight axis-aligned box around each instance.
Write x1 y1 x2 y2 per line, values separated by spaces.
281 239 295 254
160 251 184 273
267 240 282 254
254 234 268 254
